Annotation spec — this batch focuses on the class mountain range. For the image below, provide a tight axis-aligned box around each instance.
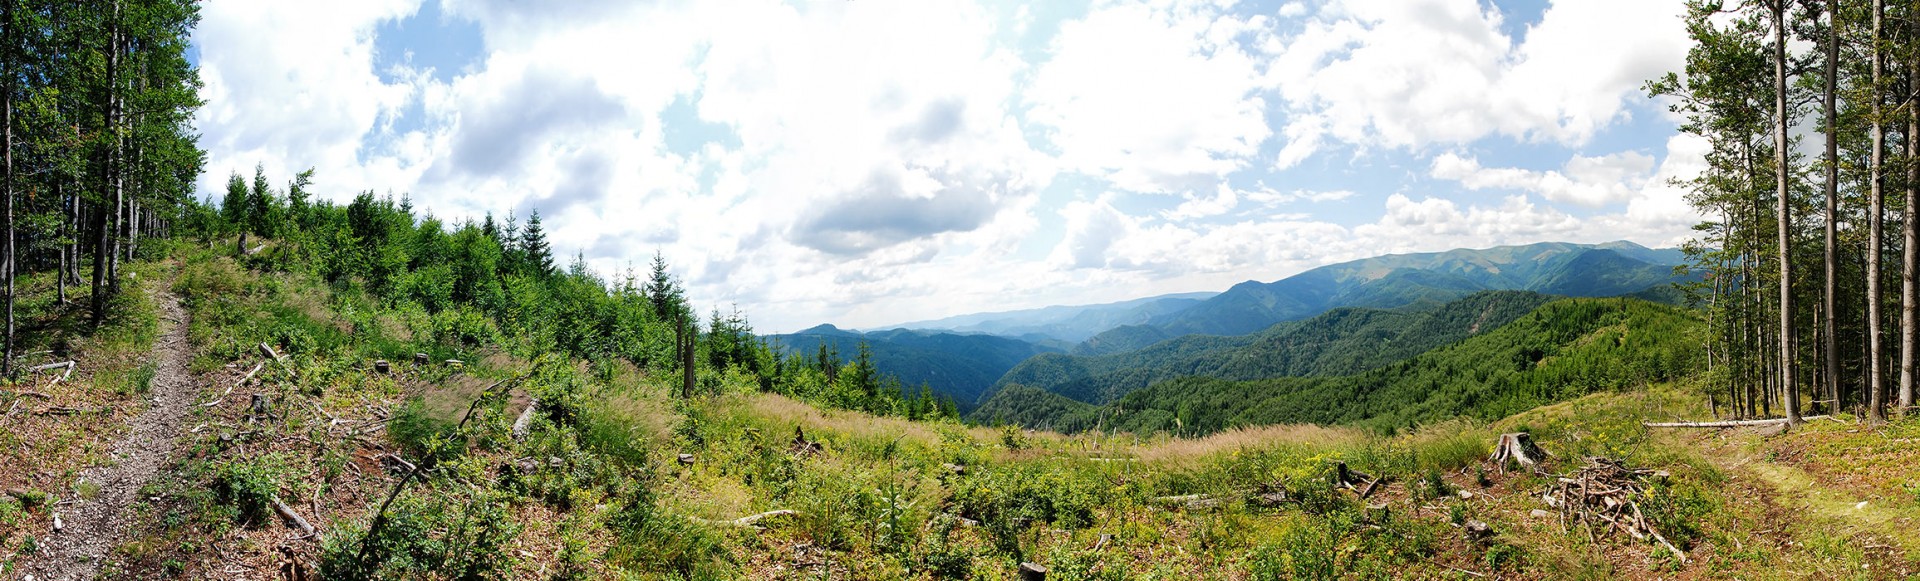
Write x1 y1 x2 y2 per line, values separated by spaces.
784 240 1694 411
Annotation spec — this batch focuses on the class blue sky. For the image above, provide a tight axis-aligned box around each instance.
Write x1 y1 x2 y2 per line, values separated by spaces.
190 0 1703 333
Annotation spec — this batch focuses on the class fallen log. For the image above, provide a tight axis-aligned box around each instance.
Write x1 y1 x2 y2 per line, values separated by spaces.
510 399 539 440
28 360 74 373
1153 493 1220 509
272 495 319 538
693 509 798 528
1643 415 1830 428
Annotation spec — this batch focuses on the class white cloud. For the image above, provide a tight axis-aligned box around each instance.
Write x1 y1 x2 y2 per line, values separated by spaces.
1430 150 1655 207
1027 0 1271 193
1266 0 1689 165
193 0 418 197
191 0 1704 332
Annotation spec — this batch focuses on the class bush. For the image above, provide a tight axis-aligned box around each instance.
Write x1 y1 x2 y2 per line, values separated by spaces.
211 454 289 526
318 490 521 580
606 483 733 579
389 398 463 464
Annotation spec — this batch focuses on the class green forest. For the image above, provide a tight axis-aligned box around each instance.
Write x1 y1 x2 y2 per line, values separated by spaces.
1 0 1919 579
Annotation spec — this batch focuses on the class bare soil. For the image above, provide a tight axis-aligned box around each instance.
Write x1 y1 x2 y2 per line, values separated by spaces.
22 287 194 580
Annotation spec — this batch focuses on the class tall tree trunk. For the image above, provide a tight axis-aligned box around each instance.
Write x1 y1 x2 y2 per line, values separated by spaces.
1773 0 1800 425
1869 0 1888 422
3 0 15 378
1824 0 1842 413
55 182 65 304
1905 73 1919 416
90 5 117 328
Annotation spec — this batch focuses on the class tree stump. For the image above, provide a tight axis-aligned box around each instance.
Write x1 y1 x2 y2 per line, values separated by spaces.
250 393 271 420
1488 432 1548 472
414 353 429 366
1018 562 1047 580
677 453 695 466
373 360 390 374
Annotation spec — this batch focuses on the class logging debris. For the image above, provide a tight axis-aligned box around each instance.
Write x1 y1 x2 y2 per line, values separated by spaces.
1540 457 1686 563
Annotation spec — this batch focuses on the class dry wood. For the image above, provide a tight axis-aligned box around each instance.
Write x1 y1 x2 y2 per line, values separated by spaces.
1539 457 1688 563
271 495 318 538
510 399 539 440
1153 493 1219 509
27 360 74 373
693 509 799 528
1643 415 1830 428
1489 432 1549 472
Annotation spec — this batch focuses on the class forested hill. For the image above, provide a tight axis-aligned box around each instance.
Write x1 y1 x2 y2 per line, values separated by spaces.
974 297 1702 434
883 291 1216 343
1118 241 1689 341
764 325 1060 411
987 290 1557 407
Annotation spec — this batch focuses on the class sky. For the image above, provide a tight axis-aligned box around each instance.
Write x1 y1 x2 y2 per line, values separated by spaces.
189 0 1705 333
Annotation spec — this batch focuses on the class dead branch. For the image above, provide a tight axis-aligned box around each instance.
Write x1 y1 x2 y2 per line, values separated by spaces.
694 509 799 528
1153 494 1220 509
272 495 319 538
28 360 74 373
1643 415 1830 428
1540 457 1688 564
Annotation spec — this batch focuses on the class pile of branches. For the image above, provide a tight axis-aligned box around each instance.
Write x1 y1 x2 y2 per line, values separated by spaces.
1540 457 1686 563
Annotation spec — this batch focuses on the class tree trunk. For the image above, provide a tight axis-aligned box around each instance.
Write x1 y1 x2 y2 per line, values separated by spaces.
89 7 117 329
1869 0 1888 422
1823 0 1842 414
1903 39 1919 415
1773 1 1800 425
2 0 15 378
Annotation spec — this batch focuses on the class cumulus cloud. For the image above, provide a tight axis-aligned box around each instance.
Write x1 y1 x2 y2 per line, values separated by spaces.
1430 150 1656 207
192 0 1703 331
1266 0 1690 165
1027 0 1272 193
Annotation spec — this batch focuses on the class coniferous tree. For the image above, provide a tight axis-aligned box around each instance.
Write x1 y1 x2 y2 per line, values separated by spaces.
520 208 552 275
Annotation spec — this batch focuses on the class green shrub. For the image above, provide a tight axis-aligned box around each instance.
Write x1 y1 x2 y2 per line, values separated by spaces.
606 483 733 579
318 490 521 580
211 454 289 526
389 398 463 464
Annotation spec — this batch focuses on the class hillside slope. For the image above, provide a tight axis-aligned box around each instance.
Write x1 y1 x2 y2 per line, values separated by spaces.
1142 240 1690 338
765 325 1060 411
983 297 1702 434
989 290 1555 407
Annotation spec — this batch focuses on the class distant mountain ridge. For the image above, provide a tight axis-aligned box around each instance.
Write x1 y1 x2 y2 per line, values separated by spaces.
1130 240 1691 340
764 325 1060 412
880 292 1217 343
986 290 1556 406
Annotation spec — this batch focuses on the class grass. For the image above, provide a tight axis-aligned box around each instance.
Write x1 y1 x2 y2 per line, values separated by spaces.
12 242 1912 579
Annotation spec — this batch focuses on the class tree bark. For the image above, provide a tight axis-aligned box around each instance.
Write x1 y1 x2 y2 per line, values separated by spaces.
1869 0 1887 422
1823 0 1841 414
1772 0 1800 425
3 0 15 378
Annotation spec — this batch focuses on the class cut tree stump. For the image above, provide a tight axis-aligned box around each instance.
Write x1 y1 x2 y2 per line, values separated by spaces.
1489 432 1549 472
373 360 390 374
1019 562 1048 581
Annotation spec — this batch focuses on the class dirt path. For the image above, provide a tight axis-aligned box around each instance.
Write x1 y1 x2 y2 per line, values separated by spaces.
24 286 195 580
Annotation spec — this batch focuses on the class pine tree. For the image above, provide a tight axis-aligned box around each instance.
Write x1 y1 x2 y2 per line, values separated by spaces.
646 250 683 322
520 208 553 275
